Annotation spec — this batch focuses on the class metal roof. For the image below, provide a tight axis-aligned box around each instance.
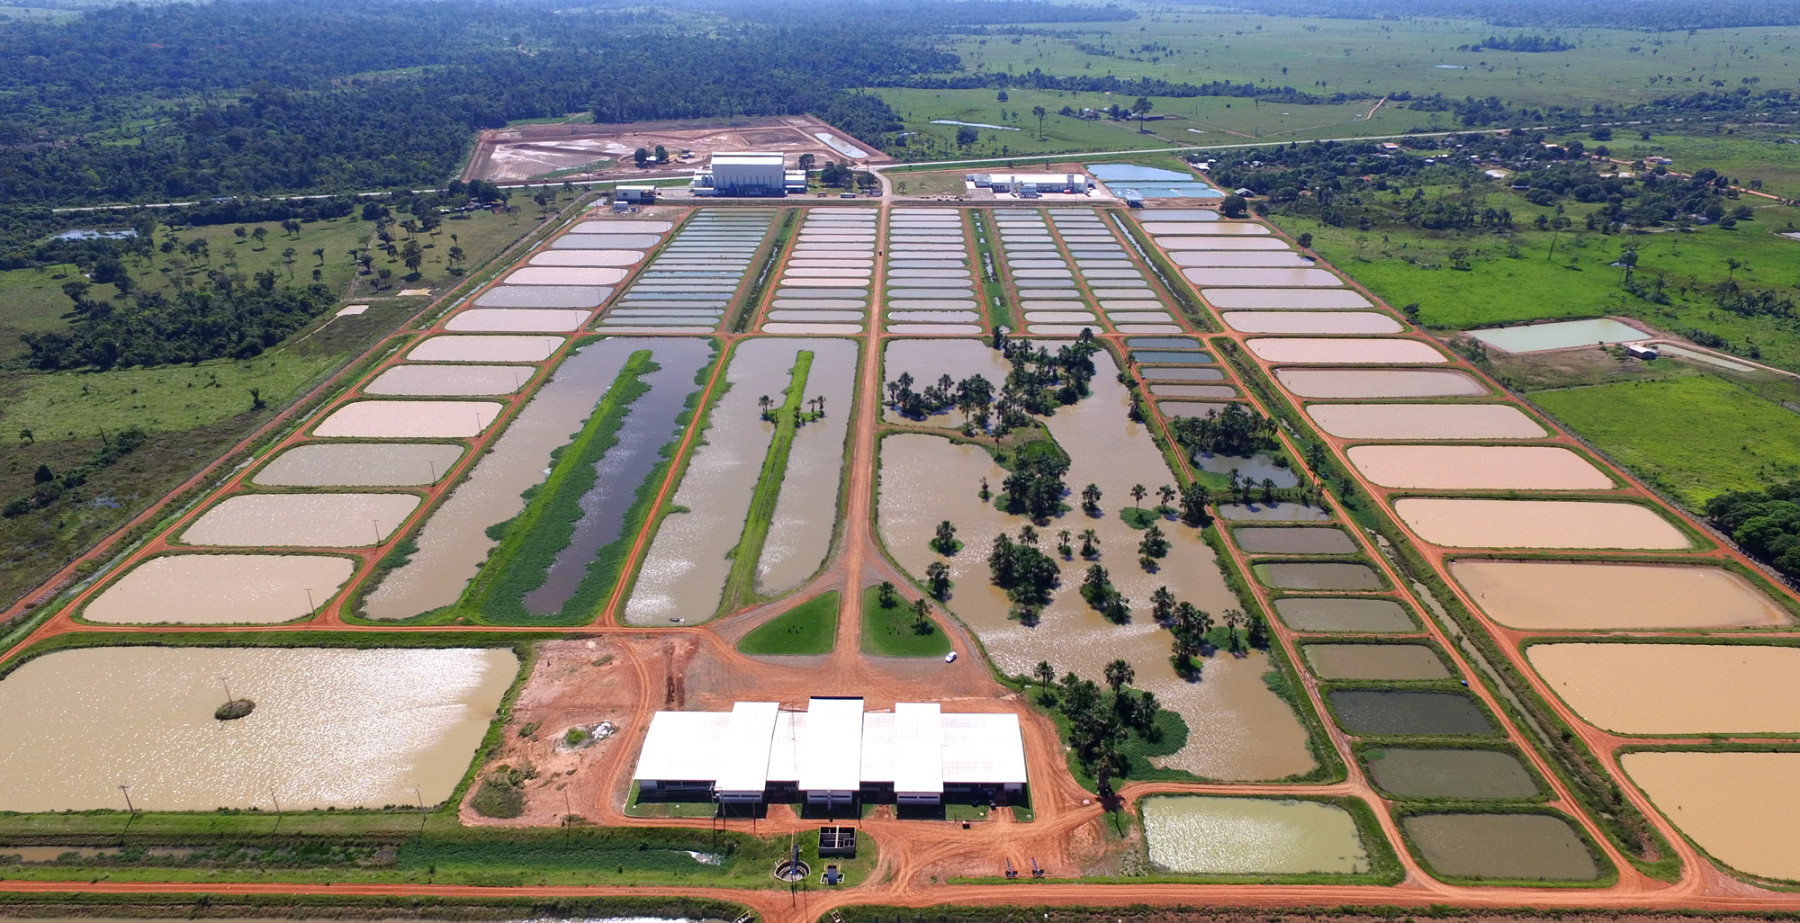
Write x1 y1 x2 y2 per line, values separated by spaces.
797 697 864 793
893 702 944 795
941 713 1027 785
632 711 731 782
714 702 780 795
712 151 785 166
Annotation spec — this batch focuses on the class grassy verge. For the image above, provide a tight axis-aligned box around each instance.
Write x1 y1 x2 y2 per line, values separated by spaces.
459 350 655 623
968 210 1014 331
860 585 953 657
719 350 812 611
731 207 794 333
737 591 840 656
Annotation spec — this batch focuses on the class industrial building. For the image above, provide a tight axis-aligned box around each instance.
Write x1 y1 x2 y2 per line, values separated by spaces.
691 151 791 197
633 697 1028 807
965 172 1092 196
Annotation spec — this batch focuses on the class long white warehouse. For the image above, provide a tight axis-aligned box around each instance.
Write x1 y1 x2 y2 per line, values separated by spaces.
633 697 1028 806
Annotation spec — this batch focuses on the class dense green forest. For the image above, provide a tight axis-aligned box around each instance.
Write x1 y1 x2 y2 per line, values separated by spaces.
1220 0 1800 29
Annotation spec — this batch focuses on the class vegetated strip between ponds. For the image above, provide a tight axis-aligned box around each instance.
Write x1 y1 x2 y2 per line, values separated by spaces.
720 349 812 610
464 338 716 623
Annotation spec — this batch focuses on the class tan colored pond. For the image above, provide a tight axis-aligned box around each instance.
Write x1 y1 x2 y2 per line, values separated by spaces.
314 401 502 439
624 338 802 625
1622 751 1800 882
1276 369 1487 398
1184 268 1343 288
364 339 653 619
882 338 1012 428
506 266 629 286
1223 312 1402 335
1203 289 1371 310
83 554 353 624
182 494 420 547
1451 560 1790 630
1527 643 1800 734
1303 644 1449 681
1247 338 1446 365
756 338 859 595
1141 796 1369 875
1308 404 1544 440
0 647 514 812
879 425 1315 781
366 365 529 396
407 335 563 363
1346 445 1613 491
1394 499 1689 550
254 443 464 488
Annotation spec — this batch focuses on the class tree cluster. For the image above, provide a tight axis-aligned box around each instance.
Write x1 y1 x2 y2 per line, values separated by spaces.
1167 402 1280 458
23 283 336 369
1705 482 1800 581
3 428 146 518
1031 662 1162 796
988 529 1062 613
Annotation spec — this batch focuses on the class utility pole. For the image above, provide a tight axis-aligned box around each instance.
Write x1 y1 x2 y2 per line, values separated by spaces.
304 587 315 613
118 783 136 816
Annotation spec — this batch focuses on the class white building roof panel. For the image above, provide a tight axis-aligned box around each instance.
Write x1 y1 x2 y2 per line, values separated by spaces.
798 697 864 792
941 713 1028 785
633 711 732 782
894 702 944 794
859 713 897 783
714 701 781 794
765 711 805 783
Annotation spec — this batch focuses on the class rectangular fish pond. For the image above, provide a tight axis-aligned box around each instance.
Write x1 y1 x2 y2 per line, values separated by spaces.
1140 796 1372 875
1327 689 1495 736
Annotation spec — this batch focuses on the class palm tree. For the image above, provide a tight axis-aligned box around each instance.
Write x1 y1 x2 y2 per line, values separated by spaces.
1019 524 1038 547
1079 528 1100 558
1032 104 1048 140
1131 96 1153 132
1081 483 1103 515
1157 484 1176 513
1034 660 1056 691
1130 484 1147 508
1104 659 1135 692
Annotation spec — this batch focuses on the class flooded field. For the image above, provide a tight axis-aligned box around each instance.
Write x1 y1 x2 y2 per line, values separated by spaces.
1255 562 1381 591
756 338 858 594
365 365 529 396
879 423 1315 780
83 554 352 624
1345 445 1612 491
1276 368 1488 398
1233 527 1356 555
314 400 502 439
364 340 646 619
1403 814 1599 881
0 646 515 812
182 493 420 547
624 338 807 624
882 338 1011 428
407 335 563 363
1468 318 1648 353
1450 560 1789 630
1328 690 1494 736
1394 499 1689 550
1526 643 1800 734
1304 644 1449 681
1364 748 1541 800
1141 796 1369 875
1622 751 1800 881
1247 338 1446 365
254 443 464 488
521 338 714 616
1307 404 1545 441
1275 597 1416 633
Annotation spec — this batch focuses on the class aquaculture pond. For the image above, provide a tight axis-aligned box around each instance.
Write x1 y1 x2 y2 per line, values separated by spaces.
253 443 464 488
1402 814 1599 882
1090 163 1220 198
1346 445 1612 491
0 647 515 812
1192 452 1298 488
1526 643 1800 735
1623 751 1800 882
1467 318 1648 354
1254 562 1381 591
1393 499 1689 550
1275 368 1488 399
1363 748 1541 800
1327 690 1494 736
1450 560 1789 630
1275 598 1415 633
1140 796 1369 875
1233 527 1356 555
1304 644 1449 681
181 493 419 547
1307 404 1545 441
83 554 352 625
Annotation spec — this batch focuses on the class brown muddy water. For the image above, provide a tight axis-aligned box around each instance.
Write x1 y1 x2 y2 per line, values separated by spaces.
181 493 420 547
1303 644 1449 681
1346 445 1613 491
1308 404 1545 441
1275 597 1415 633
1222 312 1403 335
1450 560 1788 630
1622 751 1800 881
363 339 648 619
624 339 810 625
1327 690 1494 736
0 647 515 811
1247 338 1446 365
1202 289 1371 310
1403 813 1599 881
756 338 859 595
882 338 1011 428
1526 643 1800 735
254 443 465 488
879 429 1314 781
1364 748 1541 800
407 335 563 363
82 554 352 625
314 400 503 439
365 365 530 396
1275 368 1488 398
1233 527 1356 555
1255 562 1382 591
1393 499 1689 550
1141 796 1370 875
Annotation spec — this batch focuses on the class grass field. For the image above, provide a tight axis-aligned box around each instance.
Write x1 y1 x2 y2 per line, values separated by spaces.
1530 373 1800 507
937 15 1800 114
736 591 840 655
1272 197 1800 372
1608 133 1800 201
860 585 953 657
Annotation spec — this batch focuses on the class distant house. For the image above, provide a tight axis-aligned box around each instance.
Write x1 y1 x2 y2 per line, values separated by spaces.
1625 344 1660 360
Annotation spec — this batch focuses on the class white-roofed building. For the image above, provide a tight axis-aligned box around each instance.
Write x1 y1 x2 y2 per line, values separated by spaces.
631 698 1028 807
692 151 789 197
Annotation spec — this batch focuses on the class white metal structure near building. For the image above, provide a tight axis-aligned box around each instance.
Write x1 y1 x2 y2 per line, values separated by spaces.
698 151 788 197
634 697 1027 806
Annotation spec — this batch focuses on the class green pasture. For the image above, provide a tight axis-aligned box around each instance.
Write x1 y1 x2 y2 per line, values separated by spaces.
1610 133 1800 200
940 15 1800 114
736 591 841 655
1530 373 1800 507
860 585 953 657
